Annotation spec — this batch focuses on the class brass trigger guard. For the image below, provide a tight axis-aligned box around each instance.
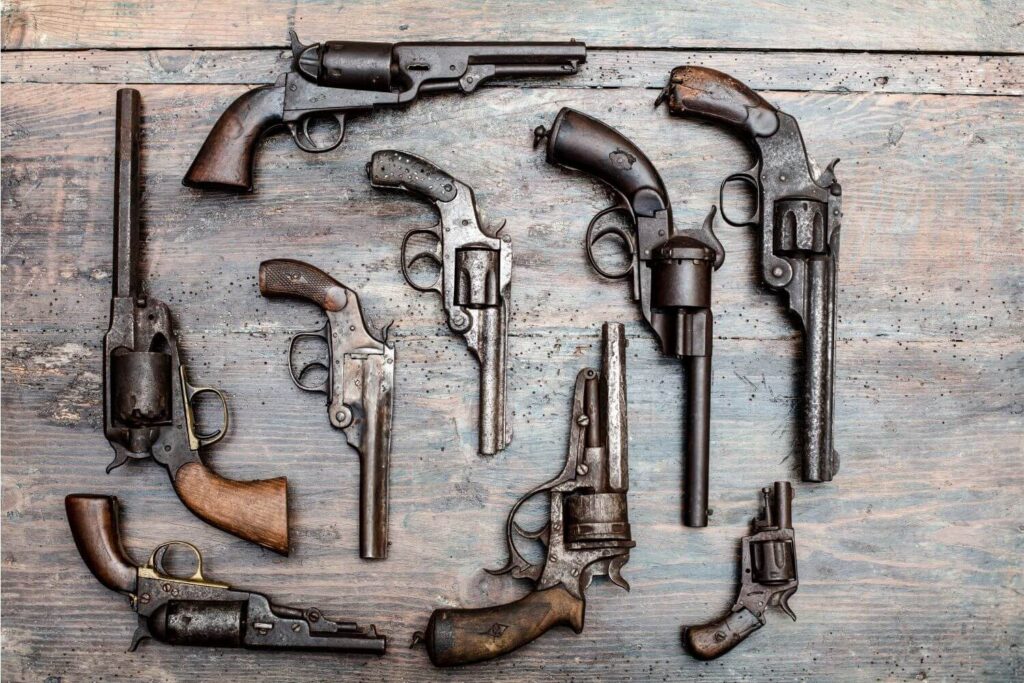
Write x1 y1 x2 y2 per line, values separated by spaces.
180 366 228 451
289 112 346 153
586 205 637 280
287 325 331 394
400 228 443 294
719 170 761 228
147 541 208 583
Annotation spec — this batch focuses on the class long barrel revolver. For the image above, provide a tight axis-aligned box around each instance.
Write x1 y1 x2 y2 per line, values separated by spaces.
659 67 841 483
368 150 511 456
104 88 289 554
535 108 724 527
184 31 587 192
683 482 798 659
66 494 386 655
259 259 395 559
415 323 632 666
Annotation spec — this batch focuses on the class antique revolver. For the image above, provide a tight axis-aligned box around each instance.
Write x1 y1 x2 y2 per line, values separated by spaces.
368 150 511 456
104 88 289 554
259 259 395 559
535 108 724 527
66 494 387 654
659 67 841 482
184 31 587 192
415 322 632 665
684 482 798 659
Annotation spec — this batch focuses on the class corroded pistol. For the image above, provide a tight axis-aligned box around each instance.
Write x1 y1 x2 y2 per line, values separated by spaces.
368 150 512 456
66 494 386 654
536 108 724 527
659 67 841 482
184 31 586 192
684 482 799 659
259 259 395 559
415 323 632 665
104 88 289 553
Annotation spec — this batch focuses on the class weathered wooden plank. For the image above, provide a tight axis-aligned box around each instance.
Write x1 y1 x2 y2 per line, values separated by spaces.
3 47 1022 96
2 0 1023 52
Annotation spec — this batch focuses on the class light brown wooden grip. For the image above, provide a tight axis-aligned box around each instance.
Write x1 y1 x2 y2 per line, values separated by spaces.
259 259 349 312
664 66 779 138
183 84 285 192
65 494 138 593
173 461 289 554
424 586 584 667
683 607 764 660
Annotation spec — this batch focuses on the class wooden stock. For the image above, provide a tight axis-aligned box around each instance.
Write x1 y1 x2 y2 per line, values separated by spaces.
665 66 779 138
173 461 289 554
424 586 584 666
183 84 285 192
66 494 138 594
258 259 349 311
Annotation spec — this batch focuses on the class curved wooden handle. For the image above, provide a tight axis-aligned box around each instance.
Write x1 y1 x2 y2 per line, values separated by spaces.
367 150 458 203
259 259 349 312
424 586 584 667
173 461 289 554
664 66 779 138
683 607 764 660
183 84 285 192
65 494 138 593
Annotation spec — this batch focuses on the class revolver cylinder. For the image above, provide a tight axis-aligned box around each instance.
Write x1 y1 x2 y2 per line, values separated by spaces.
649 238 714 311
110 350 172 426
454 247 501 307
296 39 395 91
148 601 246 647
565 492 631 545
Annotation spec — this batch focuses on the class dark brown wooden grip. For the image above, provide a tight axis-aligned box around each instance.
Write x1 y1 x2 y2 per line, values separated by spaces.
183 84 285 192
424 586 584 667
683 607 764 660
173 461 289 555
65 494 138 594
664 66 779 138
367 150 458 203
259 259 349 312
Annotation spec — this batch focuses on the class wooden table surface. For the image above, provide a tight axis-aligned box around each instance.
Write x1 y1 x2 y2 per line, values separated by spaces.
2 2 1022 681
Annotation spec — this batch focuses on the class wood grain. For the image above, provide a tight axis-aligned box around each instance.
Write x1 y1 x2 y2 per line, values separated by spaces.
2 5 1023 681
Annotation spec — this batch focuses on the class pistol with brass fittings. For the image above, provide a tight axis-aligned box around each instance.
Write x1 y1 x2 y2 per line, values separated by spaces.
104 88 289 553
535 108 724 528
368 150 512 456
659 67 841 483
184 30 586 192
66 494 386 655
683 482 799 659
414 323 632 666
259 259 395 559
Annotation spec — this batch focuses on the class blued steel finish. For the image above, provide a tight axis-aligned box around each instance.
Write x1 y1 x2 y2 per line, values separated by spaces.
368 150 511 456
258 259 395 559
183 31 586 191
659 66 841 483
535 108 724 527
682 482 798 660
65 495 386 655
414 323 632 666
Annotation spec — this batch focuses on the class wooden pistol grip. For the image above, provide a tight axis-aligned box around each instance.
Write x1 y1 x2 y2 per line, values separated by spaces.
65 494 138 593
367 150 458 203
424 586 584 667
683 607 764 660
183 84 285 192
259 259 349 312
173 461 289 555
665 66 779 138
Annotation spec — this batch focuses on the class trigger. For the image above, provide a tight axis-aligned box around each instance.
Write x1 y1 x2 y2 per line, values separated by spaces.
106 449 130 474
128 621 151 652
778 587 798 621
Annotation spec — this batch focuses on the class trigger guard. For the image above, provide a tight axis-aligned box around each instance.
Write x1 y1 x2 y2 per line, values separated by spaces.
400 229 443 293
586 206 637 280
290 114 344 154
151 541 204 581
293 361 330 393
719 172 760 227
186 387 225 442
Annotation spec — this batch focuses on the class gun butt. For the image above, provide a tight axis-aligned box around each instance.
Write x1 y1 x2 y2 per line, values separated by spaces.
663 66 779 138
422 586 583 667
683 608 764 660
367 150 459 203
183 84 286 192
258 258 350 311
801 257 838 482
66 494 138 594
172 462 290 555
